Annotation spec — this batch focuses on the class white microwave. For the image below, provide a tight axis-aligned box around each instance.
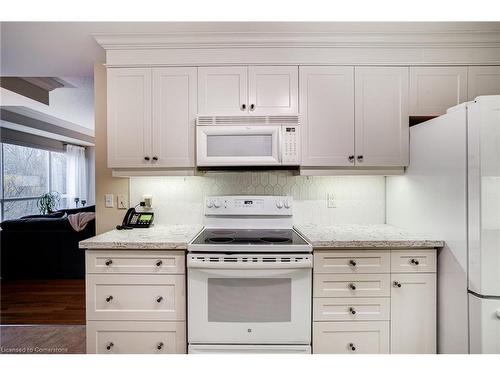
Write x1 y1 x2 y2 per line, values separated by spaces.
196 116 300 167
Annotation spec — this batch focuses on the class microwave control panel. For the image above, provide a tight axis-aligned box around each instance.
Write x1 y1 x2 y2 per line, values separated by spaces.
282 125 300 165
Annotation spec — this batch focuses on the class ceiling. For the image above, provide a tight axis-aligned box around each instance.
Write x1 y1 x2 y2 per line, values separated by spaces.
2 22 500 76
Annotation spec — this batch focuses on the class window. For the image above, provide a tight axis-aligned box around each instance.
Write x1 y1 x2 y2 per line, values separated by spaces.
0 143 69 221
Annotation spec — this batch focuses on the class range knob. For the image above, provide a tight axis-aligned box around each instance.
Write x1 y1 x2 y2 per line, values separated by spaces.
213 199 221 208
206 199 214 208
284 200 291 209
276 200 284 209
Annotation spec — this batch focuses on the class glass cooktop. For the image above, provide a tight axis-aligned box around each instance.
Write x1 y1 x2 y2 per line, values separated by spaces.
191 228 308 246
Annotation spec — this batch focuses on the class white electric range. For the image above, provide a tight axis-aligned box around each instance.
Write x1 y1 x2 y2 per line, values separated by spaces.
187 195 312 354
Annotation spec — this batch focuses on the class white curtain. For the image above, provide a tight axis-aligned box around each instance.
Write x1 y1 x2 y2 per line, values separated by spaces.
66 144 87 207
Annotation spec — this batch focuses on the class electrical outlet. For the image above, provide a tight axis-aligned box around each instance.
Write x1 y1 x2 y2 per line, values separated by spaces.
117 194 128 209
105 194 114 208
327 193 336 208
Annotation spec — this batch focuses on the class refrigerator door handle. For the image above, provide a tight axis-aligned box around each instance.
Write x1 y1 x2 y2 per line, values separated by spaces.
496 309 500 319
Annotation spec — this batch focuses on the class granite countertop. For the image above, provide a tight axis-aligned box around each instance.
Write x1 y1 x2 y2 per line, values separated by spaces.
294 224 444 249
79 225 203 250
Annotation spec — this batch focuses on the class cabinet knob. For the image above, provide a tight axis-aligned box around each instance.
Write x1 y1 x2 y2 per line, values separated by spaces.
241 104 246 111
393 281 402 288
348 283 356 291
349 307 356 315
357 155 364 162
152 156 158 161
157 342 164 350
155 260 163 267
106 342 114 351
106 295 113 302
349 260 357 267
144 156 151 161
156 296 164 303
410 258 420 265
105 259 113 266
250 104 255 111
348 155 355 162
348 343 356 351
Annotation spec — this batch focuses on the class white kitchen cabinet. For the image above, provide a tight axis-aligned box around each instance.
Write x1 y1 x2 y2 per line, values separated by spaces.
299 66 355 166
314 250 390 274
248 66 298 115
197 66 248 115
198 66 298 115
410 66 468 116
107 68 152 168
467 66 500 100
390 273 437 354
355 67 409 167
152 67 197 167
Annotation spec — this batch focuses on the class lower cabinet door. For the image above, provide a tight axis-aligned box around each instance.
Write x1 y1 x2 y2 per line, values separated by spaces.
86 321 186 354
390 273 437 354
313 321 389 354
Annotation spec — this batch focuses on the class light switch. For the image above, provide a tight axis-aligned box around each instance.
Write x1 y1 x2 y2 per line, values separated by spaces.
105 194 114 208
117 194 128 209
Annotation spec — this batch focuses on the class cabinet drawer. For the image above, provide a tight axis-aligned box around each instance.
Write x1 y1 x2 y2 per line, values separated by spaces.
313 297 390 321
86 321 186 354
314 274 390 298
86 250 185 274
86 274 185 321
391 250 436 273
314 251 390 274
313 321 389 354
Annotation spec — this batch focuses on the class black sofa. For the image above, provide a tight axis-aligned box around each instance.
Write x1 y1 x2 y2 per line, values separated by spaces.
0 205 95 279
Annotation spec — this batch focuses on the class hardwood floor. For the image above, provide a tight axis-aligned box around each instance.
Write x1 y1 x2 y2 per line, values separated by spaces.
1 279 85 325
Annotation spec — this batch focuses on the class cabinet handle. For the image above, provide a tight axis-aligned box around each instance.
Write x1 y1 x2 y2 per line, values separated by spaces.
357 155 364 162
241 104 246 111
106 295 113 302
393 281 402 288
152 156 158 161
157 342 164 350
250 104 255 111
155 260 163 267
410 258 420 265
349 307 356 315
349 260 357 267
144 156 151 161
348 283 356 291
106 342 114 351
348 155 355 162
348 343 356 351
105 259 113 266
156 296 164 303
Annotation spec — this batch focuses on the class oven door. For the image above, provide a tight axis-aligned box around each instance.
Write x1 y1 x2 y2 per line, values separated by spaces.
187 254 312 344
196 125 281 166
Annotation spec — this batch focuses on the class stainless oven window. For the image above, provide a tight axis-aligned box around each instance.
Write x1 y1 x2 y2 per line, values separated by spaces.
206 134 273 157
207 278 292 322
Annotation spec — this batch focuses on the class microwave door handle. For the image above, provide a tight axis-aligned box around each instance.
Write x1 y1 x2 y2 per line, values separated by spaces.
277 127 282 164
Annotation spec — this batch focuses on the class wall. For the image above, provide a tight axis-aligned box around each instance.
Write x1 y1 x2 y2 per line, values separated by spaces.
94 63 129 234
130 173 385 226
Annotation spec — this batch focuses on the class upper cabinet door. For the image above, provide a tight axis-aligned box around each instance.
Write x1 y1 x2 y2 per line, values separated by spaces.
468 66 500 100
107 68 152 168
355 67 409 167
152 67 197 168
198 67 248 115
248 66 298 115
300 66 354 167
410 67 468 116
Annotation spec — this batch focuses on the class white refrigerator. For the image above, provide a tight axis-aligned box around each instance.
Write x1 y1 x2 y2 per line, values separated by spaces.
387 95 500 354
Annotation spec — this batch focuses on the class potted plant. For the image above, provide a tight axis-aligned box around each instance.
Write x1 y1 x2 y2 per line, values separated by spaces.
37 192 61 215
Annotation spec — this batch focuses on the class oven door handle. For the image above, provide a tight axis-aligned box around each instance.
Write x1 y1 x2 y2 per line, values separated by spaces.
187 258 312 269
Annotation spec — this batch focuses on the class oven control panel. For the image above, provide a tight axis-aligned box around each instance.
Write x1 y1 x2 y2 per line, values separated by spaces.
205 195 292 216
281 125 300 165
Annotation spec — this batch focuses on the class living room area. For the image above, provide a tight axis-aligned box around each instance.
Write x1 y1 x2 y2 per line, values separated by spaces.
0 44 96 352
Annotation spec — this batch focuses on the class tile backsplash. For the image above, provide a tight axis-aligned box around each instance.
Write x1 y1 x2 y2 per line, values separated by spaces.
129 172 385 226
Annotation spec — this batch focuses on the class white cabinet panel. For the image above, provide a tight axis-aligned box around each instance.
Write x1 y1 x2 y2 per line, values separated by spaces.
198 66 247 115
313 321 389 354
390 273 436 354
390 250 436 273
314 250 390 274
468 66 500 100
107 68 152 168
410 66 468 116
314 274 390 298
152 67 197 167
355 67 409 167
313 297 390 321
87 321 186 354
299 66 354 166
248 66 298 115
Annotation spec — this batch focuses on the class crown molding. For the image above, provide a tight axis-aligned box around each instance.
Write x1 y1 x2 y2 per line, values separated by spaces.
94 29 500 50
